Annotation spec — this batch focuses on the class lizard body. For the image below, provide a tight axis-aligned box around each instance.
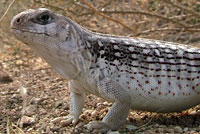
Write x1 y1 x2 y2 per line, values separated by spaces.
11 8 200 130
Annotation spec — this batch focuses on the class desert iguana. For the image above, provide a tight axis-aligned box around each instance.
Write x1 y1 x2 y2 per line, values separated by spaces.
11 8 200 130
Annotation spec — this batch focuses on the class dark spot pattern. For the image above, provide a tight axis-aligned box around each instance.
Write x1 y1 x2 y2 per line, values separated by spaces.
80 33 200 98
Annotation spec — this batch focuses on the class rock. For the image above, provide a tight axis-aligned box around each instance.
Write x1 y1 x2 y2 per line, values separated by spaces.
39 109 47 115
197 126 200 131
62 102 69 110
157 127 164 133
103 101 112 106
16 60 23 65
0 70 13 83
55 100 66 108
23 105 37 116
31 97 43 105
107 130 120 134
91 110 98 117
20 116 35 127
75 122 85 128
166 129 174 133
11 94 22 102
60 119 71 127
174 126 183 133
147 130 156 134
83 109 94 115
27 128 34 132
45 126 54 134
183 127 189 133
51 126 59 132
190 130 197 134
125 125 137 131
51 117 64 124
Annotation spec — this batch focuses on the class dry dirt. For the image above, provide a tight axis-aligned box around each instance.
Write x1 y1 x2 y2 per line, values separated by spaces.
0 33 200 134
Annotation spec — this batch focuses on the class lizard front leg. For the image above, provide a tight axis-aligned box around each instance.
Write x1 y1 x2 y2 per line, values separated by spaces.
87 78 132 130
66 81 85 125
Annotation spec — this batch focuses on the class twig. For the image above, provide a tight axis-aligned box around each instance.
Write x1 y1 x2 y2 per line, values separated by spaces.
72 1 95 17
32 0 193 30
0 0 16 23
170 14 192 19
101 0 113 9
138 27 200 35
33 0 78 16
140 28 183 35
188 23 200 28
81 10 189 28
47 0 50 5
163 0 200 17
79 0 135 33
7 118 11 134
31 0 199 33
12 123 25 134
72 1 90 10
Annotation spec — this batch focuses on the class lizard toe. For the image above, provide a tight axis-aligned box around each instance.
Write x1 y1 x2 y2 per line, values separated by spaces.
86 121 111 131
59 114 79 126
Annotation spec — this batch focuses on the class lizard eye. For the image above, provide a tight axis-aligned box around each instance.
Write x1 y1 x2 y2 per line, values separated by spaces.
33 12 53 25
40 14 50 22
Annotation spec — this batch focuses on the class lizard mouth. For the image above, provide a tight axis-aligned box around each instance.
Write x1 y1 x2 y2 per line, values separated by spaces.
11 27 51 37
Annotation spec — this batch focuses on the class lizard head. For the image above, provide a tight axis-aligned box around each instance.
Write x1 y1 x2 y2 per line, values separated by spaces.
11 8 76 50
11 8 84 80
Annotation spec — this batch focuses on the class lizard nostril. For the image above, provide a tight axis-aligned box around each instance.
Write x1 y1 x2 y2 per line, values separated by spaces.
16 18 21 24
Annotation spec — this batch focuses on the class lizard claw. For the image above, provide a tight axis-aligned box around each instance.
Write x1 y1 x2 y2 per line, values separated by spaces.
86 121 111 131
62 114 79 126
51 115 79 127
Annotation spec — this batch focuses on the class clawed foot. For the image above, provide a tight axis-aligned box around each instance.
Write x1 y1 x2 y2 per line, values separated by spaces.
51 115 79 126
86 121 111 131
65 114 79 125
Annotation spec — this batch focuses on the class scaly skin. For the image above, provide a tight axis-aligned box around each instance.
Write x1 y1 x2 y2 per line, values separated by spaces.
11 8 200 130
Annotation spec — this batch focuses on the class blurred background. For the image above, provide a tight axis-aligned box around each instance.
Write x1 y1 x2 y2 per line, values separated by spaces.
1 0 200 44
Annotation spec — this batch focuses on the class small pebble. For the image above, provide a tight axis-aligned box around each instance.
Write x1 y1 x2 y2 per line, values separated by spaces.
103 102 112 106
16 60 23 65
91 110 98 117
26 128 33 132
157 128 164 133
96 103 102 107
83 109 94 115
75 122 85 128
189 110 198 115
39 109 47 115
183 127 189 133
60 120 71 127
154 124 159 127
125 125 137 131
174 126 183 133
62 102 69 110
31 97 43 105
24 105 37 116
145 130 155 134
190 130 197 134
11 94 21 100
0 70 13 83
107 130 120 134
51 117 64 124
20 116 35 127
55 100 63 108
51 126 59 131
166 129 174 133
197 126 200 131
